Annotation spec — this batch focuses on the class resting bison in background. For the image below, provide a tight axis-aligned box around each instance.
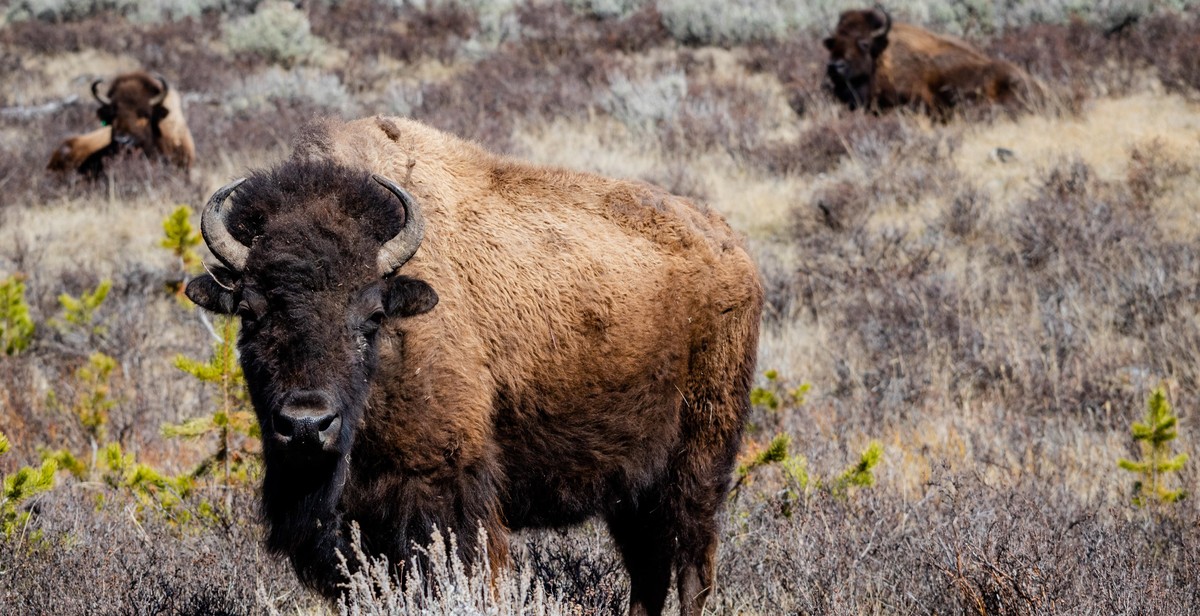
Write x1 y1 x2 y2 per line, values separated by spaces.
823 6 1036 115
186 115 763 615
47 71 195 174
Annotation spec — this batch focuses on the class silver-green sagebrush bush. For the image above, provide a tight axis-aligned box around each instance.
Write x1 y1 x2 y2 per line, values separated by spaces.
221 0 333 67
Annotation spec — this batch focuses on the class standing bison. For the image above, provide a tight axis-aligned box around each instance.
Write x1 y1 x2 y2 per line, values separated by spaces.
186 115 763 615
47 71 195 174
823 6 1037 115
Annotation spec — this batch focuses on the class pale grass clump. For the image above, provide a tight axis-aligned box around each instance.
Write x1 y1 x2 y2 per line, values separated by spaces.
337 525 575 616
600 69 687 129
226 67 359 115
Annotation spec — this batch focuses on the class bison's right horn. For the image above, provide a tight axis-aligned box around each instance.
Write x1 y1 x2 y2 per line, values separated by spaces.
870 4 892 39
372 174 426 277
201 178 250 272
91 79 111 105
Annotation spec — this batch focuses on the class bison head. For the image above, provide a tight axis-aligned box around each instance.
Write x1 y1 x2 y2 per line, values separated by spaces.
92 72 171 157
186 161 438 556
823 6 892 109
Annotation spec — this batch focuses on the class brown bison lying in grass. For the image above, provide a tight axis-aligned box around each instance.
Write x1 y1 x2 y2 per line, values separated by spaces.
824 6 1038 115
186 115 764 615
47 71 195 175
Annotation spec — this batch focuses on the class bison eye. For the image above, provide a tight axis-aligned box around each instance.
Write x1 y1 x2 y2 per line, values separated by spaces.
237 289 268 321
236 300 259 321
361 309 386 335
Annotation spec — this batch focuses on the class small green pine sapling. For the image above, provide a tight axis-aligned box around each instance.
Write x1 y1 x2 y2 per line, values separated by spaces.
99 442 196 524
831 441 884 498
1118 387 1188 507
160 205 203 300
53 279 112 345
1 431 58 542
1 274 35 355
732 431 883 515
164 316 259 513
748 369 810 436
47 352 119 454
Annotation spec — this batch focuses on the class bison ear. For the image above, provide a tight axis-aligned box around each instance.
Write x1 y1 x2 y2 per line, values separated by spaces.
185 274 237 315
822 37 835 51
152 105 170 123
97 105 115 126
385 276 438 318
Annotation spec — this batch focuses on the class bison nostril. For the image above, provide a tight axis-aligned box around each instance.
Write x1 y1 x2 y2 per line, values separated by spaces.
276 390 339 449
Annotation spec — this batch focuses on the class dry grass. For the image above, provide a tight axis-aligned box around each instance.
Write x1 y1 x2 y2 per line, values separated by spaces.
2 3 1200 614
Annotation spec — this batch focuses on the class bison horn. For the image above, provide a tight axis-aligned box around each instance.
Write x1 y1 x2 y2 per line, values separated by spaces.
201 178 250 272
91 79 111 105
372 174 426 277
870 4 892 39
151 73 170 106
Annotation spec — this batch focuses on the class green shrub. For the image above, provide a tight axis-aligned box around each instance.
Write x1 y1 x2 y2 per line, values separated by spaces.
0 274 35 356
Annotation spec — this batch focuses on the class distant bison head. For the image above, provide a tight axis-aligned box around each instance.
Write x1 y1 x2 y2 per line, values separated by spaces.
823 6 892 110
92 72 171 157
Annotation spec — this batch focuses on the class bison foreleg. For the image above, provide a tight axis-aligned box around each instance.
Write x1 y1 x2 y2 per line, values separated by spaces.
606 502 675 616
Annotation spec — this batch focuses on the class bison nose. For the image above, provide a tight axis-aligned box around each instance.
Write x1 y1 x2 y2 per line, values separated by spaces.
828 60 847 75
276 391 341 450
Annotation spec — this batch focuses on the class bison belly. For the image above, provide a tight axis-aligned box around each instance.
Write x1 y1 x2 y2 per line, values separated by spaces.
495 375 687 528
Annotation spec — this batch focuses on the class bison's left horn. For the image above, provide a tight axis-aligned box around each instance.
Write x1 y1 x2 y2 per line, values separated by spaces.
201 178 250 272
372 174 426 277
150 74 170 106
91 79 111 105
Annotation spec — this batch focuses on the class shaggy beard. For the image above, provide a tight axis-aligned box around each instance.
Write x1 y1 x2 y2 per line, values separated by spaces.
261 452 351 596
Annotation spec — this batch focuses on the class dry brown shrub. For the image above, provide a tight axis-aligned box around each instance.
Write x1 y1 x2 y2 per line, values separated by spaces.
309 0 477 65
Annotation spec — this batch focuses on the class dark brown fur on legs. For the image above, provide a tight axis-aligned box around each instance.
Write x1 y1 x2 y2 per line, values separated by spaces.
186 116 763 614
824 6 1041 116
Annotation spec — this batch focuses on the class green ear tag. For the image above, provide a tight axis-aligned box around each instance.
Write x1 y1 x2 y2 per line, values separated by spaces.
100 120 108 126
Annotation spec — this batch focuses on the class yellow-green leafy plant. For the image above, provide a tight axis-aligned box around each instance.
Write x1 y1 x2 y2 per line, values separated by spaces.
1118 387 1189 507
1 274 35 355
1 431 58 542
164 316 259 511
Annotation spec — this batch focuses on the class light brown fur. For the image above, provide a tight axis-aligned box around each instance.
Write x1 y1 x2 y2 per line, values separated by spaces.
46 126 111 172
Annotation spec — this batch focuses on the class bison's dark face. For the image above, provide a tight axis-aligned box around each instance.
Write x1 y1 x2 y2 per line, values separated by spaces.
823 8 892 109
93 73 170 156
186 162 437 481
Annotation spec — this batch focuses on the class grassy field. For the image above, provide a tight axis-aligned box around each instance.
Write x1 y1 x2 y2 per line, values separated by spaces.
2 1 1200 614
